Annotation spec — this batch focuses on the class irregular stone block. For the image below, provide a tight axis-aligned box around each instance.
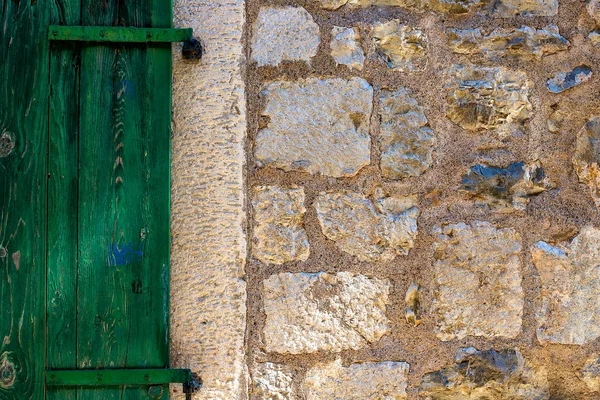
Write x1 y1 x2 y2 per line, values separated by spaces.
251 7 320 67
445 65 533 132
582 357 600 392
302 359 409 399
315 189 419 262
460 161 553 211
372 21 428 72
419 347 549 399
262 272 391 354
252 186 309 265
490 0 557 16
378 88 436 180
546 65 592 93
432 221 524 341
531 227 600 345
254 78 373 177
330 26 365 71
448 25 568 60
251 362 296 400
573 117 600 208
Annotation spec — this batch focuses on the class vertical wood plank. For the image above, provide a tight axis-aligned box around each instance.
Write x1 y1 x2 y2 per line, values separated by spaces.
0 0 49 399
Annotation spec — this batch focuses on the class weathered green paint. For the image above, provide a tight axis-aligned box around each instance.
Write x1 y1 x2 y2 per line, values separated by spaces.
46 369 192 387
0 0 50 398
49 26 192 43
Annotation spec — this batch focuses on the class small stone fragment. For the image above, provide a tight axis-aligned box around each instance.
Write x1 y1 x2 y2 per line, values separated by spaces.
252 186 309 265
315 189 419 262
531 227 600 345
251 7 320 67
372 21 428 72
445 65 533 132
378 88 436 180
432 221 524 341
547 107 566 133
405 281 422 326
330 26 365 71
573 116 600 207
251 362 296 400
262 271 391 354
589 0 600 25
589 31 600 46
302 359 409 399
546 65 592 93
255 78 372 178
448 25 568 60
419 348 549 399
0 133 14 158
490 0 557 17
581 357 600 392
460 161 553 211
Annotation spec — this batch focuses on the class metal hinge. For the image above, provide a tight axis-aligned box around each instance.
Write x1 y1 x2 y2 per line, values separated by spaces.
48 26 203 60
46 368 202 399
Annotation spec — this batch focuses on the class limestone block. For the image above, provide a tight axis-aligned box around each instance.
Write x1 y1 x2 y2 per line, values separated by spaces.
262 271 391 354
254 77 373 177
252 186 309 265
372 21 428 72
448 26 568 60
531 227 600 345
250 7 320 67
445 65 533 132
490 0 558 16
419 348 549 399
330 26 365 71
546 66 592 93
378 88 436 180
432 221 524 341
315 189 419 262
302 359 409 399
573 117 600 208
251 362 296 400
581 357 600 392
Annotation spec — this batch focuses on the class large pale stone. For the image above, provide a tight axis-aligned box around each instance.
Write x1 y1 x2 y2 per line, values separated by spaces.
254 78 373 177
432 221 523 341
531 227 600 345
252 186 309 265
490 0 557 16
573 117 600 208
419 348 549 399
330 26 365 71
379 88 436 180
581 357 600 392
445 65 533 132
250 7 320 67
302 359 409 399
315 189 419 262
251 362 296 400
372 21 428 72
262 272 391 354
448 26 568 60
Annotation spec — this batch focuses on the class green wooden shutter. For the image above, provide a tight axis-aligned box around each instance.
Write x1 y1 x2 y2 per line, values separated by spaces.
1 1 199 399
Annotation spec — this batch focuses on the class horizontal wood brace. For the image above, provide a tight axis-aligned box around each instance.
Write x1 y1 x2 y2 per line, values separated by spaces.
45 368 193 386
48 26 193 43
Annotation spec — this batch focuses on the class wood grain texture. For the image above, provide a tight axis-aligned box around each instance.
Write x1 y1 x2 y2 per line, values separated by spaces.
0 0 49 398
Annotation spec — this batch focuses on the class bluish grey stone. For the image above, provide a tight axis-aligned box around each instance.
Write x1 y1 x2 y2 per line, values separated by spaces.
546 66 592 93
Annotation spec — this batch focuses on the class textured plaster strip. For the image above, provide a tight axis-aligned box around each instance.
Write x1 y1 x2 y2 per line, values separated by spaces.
171 0 247 398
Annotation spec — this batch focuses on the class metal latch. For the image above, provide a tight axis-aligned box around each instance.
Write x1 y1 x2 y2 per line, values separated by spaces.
46 368 202 399
48 26 203 60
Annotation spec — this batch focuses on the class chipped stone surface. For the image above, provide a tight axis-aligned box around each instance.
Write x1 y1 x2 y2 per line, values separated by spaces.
573 116 600 208
419 348 549 399
432 221 523 341
460 161 553 211
448 25 568 60
372 21 428 72
250 7 320 66
331 26 365 70
252 186 309 265
581 357 600 392
251 362 296 400
262 272 391 354
546 65 592 93
302 359 409 399
405 281 423 326
490 0 557 16
531 227 600 345
445 65 533 132
254 77 373 177
315 189 419 262
378 88 436 180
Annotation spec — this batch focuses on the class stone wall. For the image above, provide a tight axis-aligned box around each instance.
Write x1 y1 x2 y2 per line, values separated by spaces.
244 0 600 399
